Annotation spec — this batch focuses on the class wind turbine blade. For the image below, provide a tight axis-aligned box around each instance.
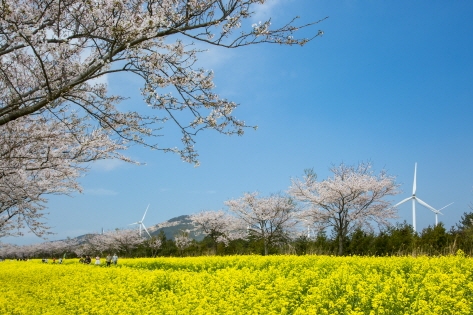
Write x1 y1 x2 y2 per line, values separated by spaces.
392 197 414 208
142 224 151 238
415 197 437 213
129 222 139 225
413 163 417 195
141 204 150 222
438 202 454 212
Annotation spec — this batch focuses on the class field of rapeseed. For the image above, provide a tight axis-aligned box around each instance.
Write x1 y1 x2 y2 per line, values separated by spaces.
1 254 472 315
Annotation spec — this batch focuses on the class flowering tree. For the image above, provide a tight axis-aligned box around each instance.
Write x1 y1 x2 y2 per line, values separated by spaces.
225 192 297 255
174 230 192 255
289 163 400 255
147 237 162 257
85 229 143 256
0 0 326 165
34 239 77 257
107 229 144 257
83 234 110 255
0 112 129 237
190 210 243 253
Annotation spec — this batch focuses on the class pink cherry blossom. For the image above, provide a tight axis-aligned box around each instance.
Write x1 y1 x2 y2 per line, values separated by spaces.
289 162 400 255
225 192 298 255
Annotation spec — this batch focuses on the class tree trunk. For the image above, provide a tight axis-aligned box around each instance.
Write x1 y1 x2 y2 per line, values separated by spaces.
211 234 218 255
338 234 344 256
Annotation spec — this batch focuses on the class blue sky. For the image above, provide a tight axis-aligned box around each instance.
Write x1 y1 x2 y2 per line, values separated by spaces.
5 0 473 245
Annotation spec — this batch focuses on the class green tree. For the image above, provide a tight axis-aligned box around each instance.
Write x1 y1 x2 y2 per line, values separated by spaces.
384 222 416 255
346 228 376 256
418 223 450 255
454 211 473 255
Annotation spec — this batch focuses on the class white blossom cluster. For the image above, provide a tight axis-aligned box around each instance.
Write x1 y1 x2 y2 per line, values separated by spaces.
82 229 144 257
0 229 146 258
190 210 245 247
0 111 130 237
289 162 400 254
225 192 298 254
0 0 325 235
174 232 192 251
0 238 79 258
0 0 324 164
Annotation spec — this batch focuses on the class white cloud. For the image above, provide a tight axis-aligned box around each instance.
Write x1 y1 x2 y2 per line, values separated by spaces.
90 159 126 172
196 46 236 71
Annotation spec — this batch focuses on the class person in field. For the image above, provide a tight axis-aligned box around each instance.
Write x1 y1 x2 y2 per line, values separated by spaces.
105 254 112 267
112 254 118 265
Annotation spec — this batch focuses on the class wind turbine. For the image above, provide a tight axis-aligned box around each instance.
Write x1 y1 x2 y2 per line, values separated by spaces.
431 202 454 226
392 163 440 232
303 219 312 238
129 204 151 238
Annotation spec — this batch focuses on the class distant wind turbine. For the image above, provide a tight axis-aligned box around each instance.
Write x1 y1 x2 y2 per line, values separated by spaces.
303 219 312 238
392 163 444 232
129 204 151 238
432 202 454 226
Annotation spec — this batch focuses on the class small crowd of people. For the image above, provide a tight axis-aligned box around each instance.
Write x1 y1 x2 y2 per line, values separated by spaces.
41 257 63 264
79 253 118 266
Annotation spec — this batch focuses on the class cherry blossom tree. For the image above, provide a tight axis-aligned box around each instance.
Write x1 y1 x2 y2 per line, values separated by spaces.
0 0 327 165
0 112 130 237
83 234 110 255
86 229 143 256
225 192 298 255
33 239 77 258
190 209 243 253
0 243 19 258
107 229 144 257
174 230 192 255
288 162 400 256
147 236 162 257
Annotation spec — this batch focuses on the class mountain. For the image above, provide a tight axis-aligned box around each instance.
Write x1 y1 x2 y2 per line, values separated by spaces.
146 215 204 241
65 215 203 244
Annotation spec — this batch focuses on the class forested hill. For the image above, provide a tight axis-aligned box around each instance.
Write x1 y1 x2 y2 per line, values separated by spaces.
147 215 204 241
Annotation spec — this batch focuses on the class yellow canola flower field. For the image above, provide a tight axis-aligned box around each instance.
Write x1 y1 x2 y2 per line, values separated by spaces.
1 255 472 315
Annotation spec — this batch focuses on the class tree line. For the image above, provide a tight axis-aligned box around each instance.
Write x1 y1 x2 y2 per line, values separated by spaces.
2 211 473 259
3 161 470 258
